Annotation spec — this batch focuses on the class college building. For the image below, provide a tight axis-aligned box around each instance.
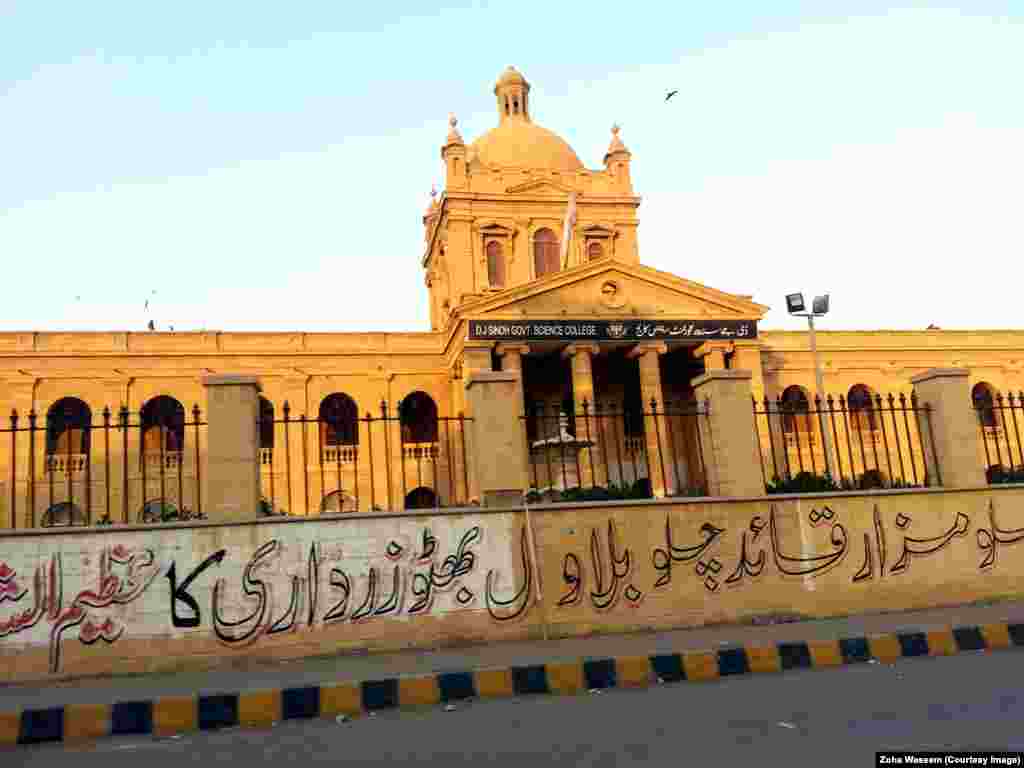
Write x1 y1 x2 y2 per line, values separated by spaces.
1 66 1021 527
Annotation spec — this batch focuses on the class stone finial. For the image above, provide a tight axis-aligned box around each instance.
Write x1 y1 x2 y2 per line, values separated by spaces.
446 112 463 145
607 123 627 154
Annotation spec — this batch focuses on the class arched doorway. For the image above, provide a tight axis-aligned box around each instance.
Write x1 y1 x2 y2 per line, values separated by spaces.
405 487 437 510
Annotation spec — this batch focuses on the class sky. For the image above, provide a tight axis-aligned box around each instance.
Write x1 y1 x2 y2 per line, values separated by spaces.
2 1 1023 334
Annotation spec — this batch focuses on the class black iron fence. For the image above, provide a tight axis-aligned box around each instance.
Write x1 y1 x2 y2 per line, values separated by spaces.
974 391 1024 483
520 398 710 501
259 400 472 514
753 393 939 491
2 406 207 529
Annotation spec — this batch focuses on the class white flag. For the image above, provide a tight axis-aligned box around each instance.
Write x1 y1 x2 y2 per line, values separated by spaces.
560 192 577 269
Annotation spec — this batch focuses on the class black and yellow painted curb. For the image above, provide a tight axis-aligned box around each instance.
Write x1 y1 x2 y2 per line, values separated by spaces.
3 622 1020 748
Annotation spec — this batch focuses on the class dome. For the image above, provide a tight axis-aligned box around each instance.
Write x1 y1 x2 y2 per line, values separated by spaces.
495 65 528 88
468 66 584 172
467 121 584 172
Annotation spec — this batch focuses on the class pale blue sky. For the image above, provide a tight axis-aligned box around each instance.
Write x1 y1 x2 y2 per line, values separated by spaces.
2 2 1022 333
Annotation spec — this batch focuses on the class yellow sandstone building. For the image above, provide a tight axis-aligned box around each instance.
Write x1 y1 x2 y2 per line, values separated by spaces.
1 66 1021 524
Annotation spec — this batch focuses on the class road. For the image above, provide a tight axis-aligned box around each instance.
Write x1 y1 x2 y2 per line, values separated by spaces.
15 646 1024 767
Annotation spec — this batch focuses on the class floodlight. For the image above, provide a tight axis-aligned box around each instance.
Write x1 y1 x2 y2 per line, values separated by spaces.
812 294 830 315
785 293 806 314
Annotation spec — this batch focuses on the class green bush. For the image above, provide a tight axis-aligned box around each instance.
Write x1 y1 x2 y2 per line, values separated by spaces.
526 479 654 504
766 471 840 494
988 466 1024 484
857 469 886 490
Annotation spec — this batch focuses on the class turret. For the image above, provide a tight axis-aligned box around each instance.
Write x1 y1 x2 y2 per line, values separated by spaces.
603 124 633 194
494 65 531 123
441 113 466 190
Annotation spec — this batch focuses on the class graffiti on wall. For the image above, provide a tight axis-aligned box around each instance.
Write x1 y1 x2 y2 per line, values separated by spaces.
2 496 1021 676
0 517 526 672
551 499 1019 607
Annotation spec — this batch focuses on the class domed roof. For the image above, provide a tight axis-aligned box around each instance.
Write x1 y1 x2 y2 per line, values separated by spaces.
495 65 528 88
467 66 584 172
467 121 584 172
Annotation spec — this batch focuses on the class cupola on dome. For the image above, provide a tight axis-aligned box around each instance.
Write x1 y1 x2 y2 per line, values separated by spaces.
466 67 584 173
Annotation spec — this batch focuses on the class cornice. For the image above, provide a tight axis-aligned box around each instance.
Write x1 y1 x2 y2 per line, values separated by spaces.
443 191 641 206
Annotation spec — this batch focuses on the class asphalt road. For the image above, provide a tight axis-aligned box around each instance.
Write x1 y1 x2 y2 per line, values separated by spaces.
15 649 1024 767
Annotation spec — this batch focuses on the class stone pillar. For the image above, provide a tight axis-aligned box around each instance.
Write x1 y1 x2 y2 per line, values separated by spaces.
461 342 495 504
202 375 261 521
464 371 529 507
496 343 532 489
910 368 985 488
730 342 781 481
561 344 601 488
691 369 764 498
627 342 671 497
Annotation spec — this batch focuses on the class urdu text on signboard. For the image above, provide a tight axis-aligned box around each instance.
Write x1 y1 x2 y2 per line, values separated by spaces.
468 319 758 342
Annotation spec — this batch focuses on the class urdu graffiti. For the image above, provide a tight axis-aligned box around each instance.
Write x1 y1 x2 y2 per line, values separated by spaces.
0 517 525 673
550 498 1018 609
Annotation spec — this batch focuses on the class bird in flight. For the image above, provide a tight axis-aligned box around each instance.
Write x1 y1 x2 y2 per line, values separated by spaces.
665 89 679 102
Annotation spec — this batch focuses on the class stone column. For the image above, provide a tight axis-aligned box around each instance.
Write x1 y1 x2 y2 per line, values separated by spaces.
910 368 985 488
461 342 495 504
627 342 671 497
730 342 782 482
464 370 529 507
496 343 532 490
691 369 764 498
561 343 601 488
202 375 261 521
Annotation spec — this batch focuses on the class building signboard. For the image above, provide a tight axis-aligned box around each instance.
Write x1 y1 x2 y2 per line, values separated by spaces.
468 319 757 342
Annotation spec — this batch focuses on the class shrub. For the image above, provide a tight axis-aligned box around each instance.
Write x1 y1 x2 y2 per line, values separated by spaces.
857 469 886 490
524 479 653 504
988 465 1024 484
766 471 839 494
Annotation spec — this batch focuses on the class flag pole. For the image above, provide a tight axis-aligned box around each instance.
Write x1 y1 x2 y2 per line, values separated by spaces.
559 192 577 269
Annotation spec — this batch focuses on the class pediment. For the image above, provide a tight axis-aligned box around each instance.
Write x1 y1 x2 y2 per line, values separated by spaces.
457 261 768 321
504 178 577 195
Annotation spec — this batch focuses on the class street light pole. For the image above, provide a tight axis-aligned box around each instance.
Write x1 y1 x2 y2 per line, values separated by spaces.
785 292 837 482
806 313 837 481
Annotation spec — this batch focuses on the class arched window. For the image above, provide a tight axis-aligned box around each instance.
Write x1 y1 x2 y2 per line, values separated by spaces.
973 382 998 428
259 397 274 450
780 386 810 434
847 385 877 432
486 241 505 288
319 394 359 448
587 241 605 261
46 397 91 456
43 502 85 528
533 228 560 278
140 396 185 454
400 392 438 444
320 490 356 514
405 487 437 510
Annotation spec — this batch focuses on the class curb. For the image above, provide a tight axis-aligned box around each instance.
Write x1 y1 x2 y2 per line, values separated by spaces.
3 621 1021 749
